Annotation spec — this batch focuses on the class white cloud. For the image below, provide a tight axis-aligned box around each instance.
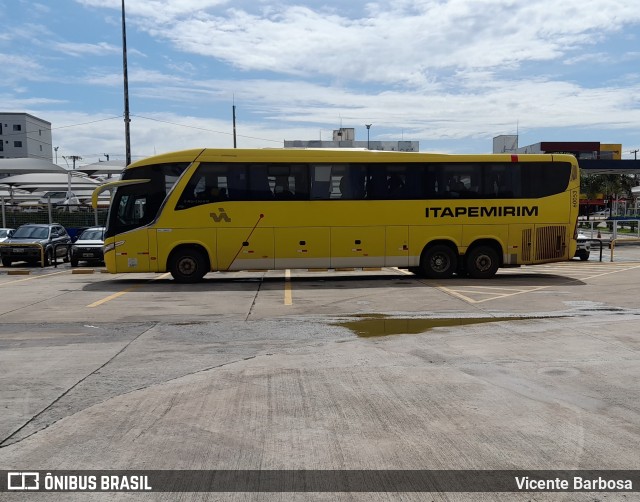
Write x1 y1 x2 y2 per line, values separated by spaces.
114 0 640 87
4 0 638 158
53 41 121 57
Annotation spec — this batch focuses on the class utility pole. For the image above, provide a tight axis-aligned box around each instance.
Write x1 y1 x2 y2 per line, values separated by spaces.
122 0 132 166
64 155 82 170
365 124 372 150
631 149 638 160
232 102 237 148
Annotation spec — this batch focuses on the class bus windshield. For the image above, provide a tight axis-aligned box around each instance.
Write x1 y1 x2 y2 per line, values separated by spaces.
106 162 189 238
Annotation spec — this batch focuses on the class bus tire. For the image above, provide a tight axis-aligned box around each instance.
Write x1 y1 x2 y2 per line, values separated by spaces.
408 266 422 276
420 244 457 279
2 258 11 267
466 245 499 279
169 247 208 283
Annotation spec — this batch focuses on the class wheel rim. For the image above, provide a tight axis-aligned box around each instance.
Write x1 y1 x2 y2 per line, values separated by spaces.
178 257 197 276
430 253 450 273
474 254 492 272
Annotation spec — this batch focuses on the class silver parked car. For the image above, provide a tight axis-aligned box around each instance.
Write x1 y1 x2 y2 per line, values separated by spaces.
70 227 105 267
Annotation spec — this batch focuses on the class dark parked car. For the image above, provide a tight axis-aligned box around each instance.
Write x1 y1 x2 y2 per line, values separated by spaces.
70 227 105 267
0 223 71 267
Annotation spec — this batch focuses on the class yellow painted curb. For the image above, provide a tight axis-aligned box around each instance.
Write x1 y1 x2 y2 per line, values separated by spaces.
72 269 95 274
307 268 329 272
7 269 30 275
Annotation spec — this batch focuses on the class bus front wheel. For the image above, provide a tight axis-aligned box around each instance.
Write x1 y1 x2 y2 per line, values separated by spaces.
420 244 457 279
465 246 499 279
169 248 208 283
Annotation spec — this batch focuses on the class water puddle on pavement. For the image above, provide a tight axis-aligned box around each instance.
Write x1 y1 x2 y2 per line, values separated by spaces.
340 315 551 338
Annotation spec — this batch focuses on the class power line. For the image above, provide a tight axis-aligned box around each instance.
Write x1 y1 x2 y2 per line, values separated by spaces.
0 115 123 138
2 113 283 145
132 114 283 144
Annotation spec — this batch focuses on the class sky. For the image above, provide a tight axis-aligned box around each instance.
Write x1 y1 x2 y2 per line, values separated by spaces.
1 0 640 168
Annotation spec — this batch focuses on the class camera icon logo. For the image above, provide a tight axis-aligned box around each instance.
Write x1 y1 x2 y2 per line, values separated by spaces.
7 472 39 490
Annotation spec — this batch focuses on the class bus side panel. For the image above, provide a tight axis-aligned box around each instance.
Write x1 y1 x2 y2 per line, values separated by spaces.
148 230 159 272
113 229 151 273
461 225 508 263
274 227 331 269
217 228 274 271
385 226 409 267
155 228 217 272
408 225 463 267
330 227 385 268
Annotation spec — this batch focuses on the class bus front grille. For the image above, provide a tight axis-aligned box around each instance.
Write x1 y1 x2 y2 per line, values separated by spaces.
535 225 567 261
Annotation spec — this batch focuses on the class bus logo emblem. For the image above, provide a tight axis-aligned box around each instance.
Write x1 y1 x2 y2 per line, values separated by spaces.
210 208 231 223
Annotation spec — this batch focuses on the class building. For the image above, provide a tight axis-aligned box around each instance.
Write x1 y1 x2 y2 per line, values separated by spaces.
492 135 621 160
285 128 419 152
0 113 53 161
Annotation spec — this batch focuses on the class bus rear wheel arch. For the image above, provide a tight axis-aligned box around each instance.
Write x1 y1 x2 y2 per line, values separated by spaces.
420 242 458 279
168 245 210 283
465 242 501 279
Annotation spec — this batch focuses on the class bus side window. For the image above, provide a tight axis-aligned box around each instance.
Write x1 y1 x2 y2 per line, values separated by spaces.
365 169 387 199
248 164 274 200
387 173 406 198
311 165 331 199
273 176 294 199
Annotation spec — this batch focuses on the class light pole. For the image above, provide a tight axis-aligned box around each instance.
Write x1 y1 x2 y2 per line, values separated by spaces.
122 0 131 166
365 124 372 149
54 146 59 164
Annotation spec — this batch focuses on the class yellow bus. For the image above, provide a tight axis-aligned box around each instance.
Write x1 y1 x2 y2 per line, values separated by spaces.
93 148 580 283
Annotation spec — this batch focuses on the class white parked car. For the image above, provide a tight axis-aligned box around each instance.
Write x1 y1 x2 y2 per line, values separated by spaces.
70 227 105 267
0 228 15 243
575 233 591 261
38 191 78 205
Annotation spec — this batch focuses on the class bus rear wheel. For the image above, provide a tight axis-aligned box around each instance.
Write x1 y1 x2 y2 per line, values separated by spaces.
169 248 208 283
466 245 499 279
420 244 457 279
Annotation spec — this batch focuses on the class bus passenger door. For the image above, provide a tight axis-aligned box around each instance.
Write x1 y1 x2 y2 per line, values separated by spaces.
275 227 330 269
330 227 385 268
385 226 409 267
113 229 152 272
217 228 274 271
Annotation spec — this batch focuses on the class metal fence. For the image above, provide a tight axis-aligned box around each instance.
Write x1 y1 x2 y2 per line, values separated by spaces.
1 203 108 230
577 218 640 262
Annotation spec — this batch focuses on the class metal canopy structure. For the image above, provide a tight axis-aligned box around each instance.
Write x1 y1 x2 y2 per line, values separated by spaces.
0 158 67 174
0 173 100 191
578 159 640 175
77 160 125 177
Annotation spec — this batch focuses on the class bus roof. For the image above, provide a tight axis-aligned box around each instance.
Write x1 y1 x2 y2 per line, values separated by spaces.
126 148 577 169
